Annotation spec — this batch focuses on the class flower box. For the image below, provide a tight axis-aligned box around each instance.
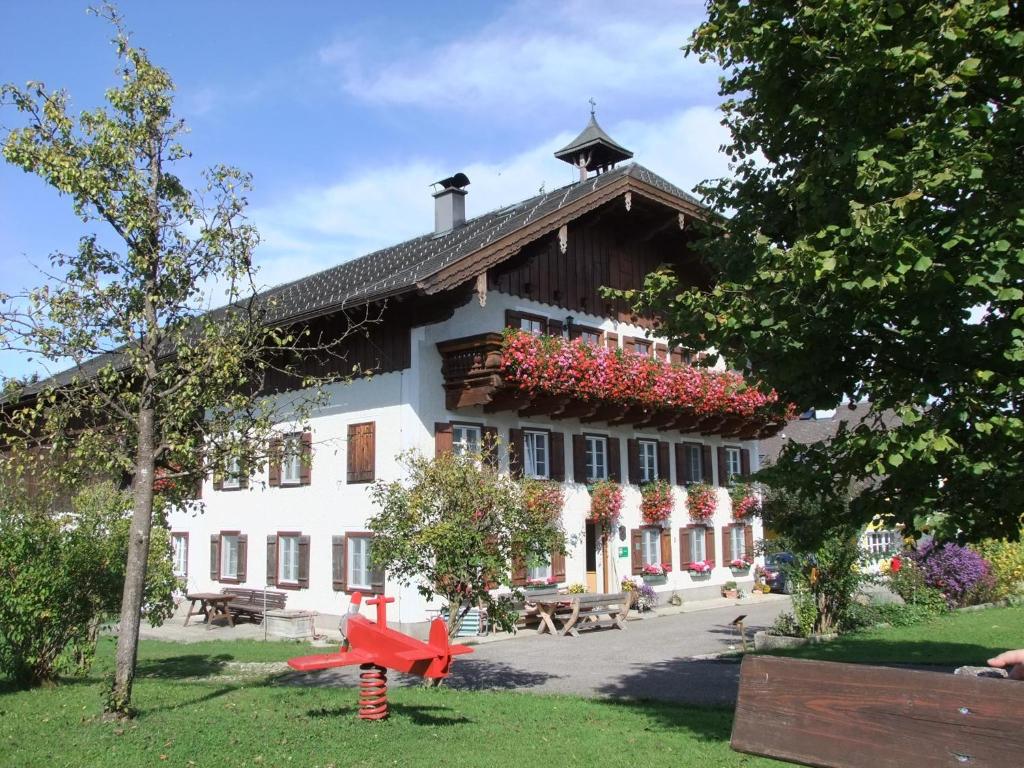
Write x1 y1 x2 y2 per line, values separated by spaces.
642 574 667 585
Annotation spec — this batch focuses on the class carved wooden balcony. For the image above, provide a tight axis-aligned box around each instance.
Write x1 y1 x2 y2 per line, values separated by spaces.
437 332 784 439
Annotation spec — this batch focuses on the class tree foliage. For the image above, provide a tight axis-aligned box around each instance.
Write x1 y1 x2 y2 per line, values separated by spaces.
0 478 176 688
368 451 565 638
626 0 1024 541
0 6 370 713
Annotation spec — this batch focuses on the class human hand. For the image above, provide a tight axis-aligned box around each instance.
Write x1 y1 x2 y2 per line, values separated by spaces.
987 650 1024 680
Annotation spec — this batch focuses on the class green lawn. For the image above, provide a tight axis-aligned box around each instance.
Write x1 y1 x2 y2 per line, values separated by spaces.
763 605 1024 666
0 637 785 768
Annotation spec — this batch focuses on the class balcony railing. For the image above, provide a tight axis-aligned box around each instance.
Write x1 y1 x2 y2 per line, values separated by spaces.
436 332 785 439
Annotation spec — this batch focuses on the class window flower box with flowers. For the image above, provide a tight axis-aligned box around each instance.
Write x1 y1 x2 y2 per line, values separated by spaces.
588 480 623 530
642 562 671 584
686 483 718 524
499 330 789 425
640 480 673 526
730 555 754 573
687 560 714 578
729 482 761 521
526 577 560 590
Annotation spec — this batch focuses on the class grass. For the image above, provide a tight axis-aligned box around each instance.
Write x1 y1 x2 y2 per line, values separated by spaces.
0 637 787 768
762 605 1024 667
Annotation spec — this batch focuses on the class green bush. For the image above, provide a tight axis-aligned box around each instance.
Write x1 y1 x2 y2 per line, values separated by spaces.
0 482 177 687
844 601 944 631
887 560 949 613
969 537 1024 600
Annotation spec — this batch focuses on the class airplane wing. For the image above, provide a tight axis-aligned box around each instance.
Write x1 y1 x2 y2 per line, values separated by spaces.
287 649 372 672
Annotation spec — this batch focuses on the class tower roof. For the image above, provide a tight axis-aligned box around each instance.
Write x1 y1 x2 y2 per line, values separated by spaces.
554 113 634 173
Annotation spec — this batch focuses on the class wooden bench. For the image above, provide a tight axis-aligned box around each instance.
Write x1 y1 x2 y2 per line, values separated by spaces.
220 587 287 624
732 655 1024 767
530 592 630 637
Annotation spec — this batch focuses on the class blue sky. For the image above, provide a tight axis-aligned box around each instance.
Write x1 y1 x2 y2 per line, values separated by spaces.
0 0 729 380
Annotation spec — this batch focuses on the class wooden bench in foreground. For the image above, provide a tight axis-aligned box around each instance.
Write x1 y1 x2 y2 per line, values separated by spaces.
732 655 1024 768
220 587 288 624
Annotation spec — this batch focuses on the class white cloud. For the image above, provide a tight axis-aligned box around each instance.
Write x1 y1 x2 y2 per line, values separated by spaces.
319 0 715 113
247 105 731 292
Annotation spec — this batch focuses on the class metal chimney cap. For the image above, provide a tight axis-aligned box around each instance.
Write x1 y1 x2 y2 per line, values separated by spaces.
432 172 470 191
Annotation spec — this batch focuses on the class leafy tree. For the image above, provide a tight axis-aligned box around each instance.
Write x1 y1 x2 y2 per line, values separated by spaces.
0 478 176 687
0 7 369 714
625 1 1024 541
368 451 565 639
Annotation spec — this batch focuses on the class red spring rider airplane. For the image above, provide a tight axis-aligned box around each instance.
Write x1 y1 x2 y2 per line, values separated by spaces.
288 592 473 721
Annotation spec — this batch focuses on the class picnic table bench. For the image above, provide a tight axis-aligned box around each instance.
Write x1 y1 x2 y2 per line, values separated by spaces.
732 655 1024 768
528 591 630 637
220 587 288 624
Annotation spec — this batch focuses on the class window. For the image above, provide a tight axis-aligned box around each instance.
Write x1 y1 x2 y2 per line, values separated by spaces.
452 424 482 457
639 440 658 483
347 535 373 590
222 456 241 489
527 556 552 582
585 435 608 481
690 526 707 563
725 447 742 481
866 530 899 557
221 534 240 579
686 444 703 484
524 430 549 478
520 316 545 335
281 433 302 485
172 533 188 577
572 326 603 346
730 524 746 559
641 528 661 566
632 340 651 356
278 535 299 584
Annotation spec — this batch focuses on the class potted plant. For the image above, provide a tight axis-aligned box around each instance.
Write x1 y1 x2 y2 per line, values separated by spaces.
687 560 713 578
722 580 739 599
686 482 717 524
642 562 671 584
640 480 673 525
730 554 754 573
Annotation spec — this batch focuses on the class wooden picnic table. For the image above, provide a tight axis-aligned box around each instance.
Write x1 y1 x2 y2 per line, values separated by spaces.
184 591 236 628
529 592 630 637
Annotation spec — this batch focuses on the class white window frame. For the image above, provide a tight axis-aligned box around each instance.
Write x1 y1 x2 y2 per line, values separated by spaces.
687 444 703 484
731 524 746 559
452 424 482 457
524 430 549 479
639 439 658 483
866 530 899 557
725 447 742 481
641 528 661 566
281 433 302 485
690 526 707 563
172 533 188 577
585 435 608 481
222 455 242 490
527 556 552 582
347 535 373 590
278 534 300 584
633 340 651 356
520 316 545 335
220 534 240 580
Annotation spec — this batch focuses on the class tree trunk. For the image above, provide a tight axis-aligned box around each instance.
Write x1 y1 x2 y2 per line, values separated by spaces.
108 404 157 716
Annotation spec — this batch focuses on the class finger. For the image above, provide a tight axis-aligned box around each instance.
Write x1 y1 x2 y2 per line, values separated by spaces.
987 650 1024 668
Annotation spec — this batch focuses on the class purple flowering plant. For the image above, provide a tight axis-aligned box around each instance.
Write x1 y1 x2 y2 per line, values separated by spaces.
908 541 991 607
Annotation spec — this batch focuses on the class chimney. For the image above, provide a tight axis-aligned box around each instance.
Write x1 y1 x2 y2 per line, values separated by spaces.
432 172 470 234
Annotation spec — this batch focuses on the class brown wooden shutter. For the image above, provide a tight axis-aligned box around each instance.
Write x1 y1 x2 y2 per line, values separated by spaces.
347 422 375 483
511 553 527 586
623 337 636 355
268 438 282 487
508 429 524 477
660 528 672 566
605 331 618 350
717 446 729 487
213 470 223 492
679 528 693 568
627 438 640 484
547 319 563 337
236 534 248 582
332 535 346 591
435 422 453 456
608 437 622 482
505 309 521 329
210 534 221 580
654 343 668 361
723 525 733 564
300 431 313 485
551 549 566 583
657 441 670 482
550 432 565 481
297 535 310 589
702 444 714 484
675 443 688 486
744 525 754 559
740 448 751 478
631 529 643 575
266 536 278 586
572 434 587 483
670 347 684 365
482 426 499 468
705 526 717 566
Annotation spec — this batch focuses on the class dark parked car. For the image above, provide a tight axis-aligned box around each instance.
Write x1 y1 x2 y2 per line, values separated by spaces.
763 552 796 594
